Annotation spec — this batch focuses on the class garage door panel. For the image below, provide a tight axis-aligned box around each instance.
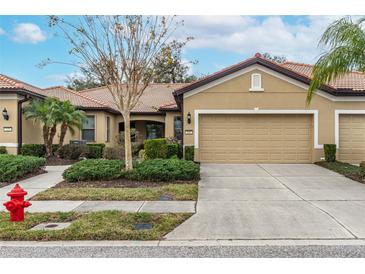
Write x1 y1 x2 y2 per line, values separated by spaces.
199 114 313 163
339 114 365 163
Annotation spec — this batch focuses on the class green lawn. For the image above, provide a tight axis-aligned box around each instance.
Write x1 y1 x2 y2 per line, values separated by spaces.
32 184 198 201
316 161 365 183
0 211 192 241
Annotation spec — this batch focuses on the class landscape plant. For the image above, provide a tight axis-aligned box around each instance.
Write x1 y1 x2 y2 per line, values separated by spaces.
307 16 365 103
0 154 46 183
47 15 189 171
23 98 61 157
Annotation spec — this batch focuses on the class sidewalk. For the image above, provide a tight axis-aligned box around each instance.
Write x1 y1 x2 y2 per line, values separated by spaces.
0 166 196 214
0 200 196 213
0 165 68 203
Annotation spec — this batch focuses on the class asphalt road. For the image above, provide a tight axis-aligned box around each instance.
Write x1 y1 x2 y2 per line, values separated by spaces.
1 245 365 258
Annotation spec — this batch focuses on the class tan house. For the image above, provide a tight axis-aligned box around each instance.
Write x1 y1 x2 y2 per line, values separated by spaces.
1 53 365 163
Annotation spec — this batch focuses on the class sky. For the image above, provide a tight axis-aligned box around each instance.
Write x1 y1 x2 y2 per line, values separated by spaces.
0 15 347 88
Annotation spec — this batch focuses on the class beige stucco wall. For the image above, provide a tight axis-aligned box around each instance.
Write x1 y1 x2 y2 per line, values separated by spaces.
165 111 181 138
21 110 175 150
183 68 365 163
0 94 19 154
1 92 180 154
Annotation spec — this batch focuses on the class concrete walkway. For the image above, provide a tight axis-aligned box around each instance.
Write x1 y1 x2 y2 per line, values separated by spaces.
0 165 68 203
13 200 196 213
0 165 195 214
166 164 365 240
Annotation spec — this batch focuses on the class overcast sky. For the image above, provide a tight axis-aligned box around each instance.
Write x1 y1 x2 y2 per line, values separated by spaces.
0 15 349 87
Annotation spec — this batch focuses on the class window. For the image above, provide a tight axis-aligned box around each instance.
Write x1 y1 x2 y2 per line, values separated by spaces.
146 122 164 139
250 73 264 91
82 115 96 142
174 116 182 140
119 121 137 142
105 116 110 142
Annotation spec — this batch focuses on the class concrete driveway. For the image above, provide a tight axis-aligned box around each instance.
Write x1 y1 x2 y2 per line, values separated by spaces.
166 164 365 240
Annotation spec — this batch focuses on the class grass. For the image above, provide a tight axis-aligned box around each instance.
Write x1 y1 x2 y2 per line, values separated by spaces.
31 184 198 201
0 211 192 241
316 161 365 183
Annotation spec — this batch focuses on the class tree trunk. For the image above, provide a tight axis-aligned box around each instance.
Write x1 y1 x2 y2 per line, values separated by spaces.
46 124 57 157
42 125 50 156
123 113 133 171
57 122 68 155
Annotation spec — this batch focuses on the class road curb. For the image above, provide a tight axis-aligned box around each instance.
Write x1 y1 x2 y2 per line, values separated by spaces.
1 239 365 247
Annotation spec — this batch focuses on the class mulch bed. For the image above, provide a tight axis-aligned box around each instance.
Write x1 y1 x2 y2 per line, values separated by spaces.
0 168 47 188
46 156 79 166
341 174 365 184
54 179 198 189
316 161 365 185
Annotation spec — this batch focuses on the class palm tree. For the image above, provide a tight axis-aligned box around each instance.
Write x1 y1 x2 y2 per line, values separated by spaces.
55 101 86 153
307 16 365 104
23 98 61 157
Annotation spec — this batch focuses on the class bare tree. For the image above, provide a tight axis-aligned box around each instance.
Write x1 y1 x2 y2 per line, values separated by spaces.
47 16 183 170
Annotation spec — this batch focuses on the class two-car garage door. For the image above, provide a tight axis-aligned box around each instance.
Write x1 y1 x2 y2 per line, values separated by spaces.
199 114 313 163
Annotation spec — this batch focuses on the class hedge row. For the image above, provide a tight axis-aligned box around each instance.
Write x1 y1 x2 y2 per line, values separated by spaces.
63 158 200 182
21 143 105 159
0 154 46 183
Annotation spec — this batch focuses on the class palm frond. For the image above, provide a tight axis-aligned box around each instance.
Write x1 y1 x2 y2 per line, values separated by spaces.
307 16 365 104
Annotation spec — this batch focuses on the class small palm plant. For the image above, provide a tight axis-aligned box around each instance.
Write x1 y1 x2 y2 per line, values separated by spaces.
23 97 61 157
307 16 365 104
56 101 86 154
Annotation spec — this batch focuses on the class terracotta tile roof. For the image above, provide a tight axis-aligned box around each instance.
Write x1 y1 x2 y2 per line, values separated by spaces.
281 62 365 91
159 102 179 111
0 74 44 95
0 74 186 113
80 83 186 113
43 86 109 109
175 53 365 96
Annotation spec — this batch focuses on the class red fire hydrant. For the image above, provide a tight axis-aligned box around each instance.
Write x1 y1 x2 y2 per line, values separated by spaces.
3 184 31 222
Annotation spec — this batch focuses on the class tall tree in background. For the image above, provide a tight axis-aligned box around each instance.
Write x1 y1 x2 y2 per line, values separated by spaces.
66 69 105 91
307 17 365 104
48 15 186 170
152 39 197 83
263 52 287 64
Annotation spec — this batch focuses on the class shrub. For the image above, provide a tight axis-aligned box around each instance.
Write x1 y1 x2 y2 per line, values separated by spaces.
63 159 125 182
132 143 144 156
138 149 146 161
184 146 194 161
0 154 46 183
324 144 336 162
103 147 122 160
360 161 365 170
86 145 103 159
87 143 105 151
52 144 59 154
144 138 168 159
0 146 7 154
21 144 46 157
127 159 200 182
58 144 89 160
166 143 179 158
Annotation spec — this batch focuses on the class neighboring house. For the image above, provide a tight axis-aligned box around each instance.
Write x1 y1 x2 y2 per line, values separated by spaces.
1 52 365 163
0 76 184 155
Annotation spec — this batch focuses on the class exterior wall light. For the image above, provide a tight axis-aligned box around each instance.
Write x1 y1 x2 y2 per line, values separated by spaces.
2 108 9 120
187 112 191 124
